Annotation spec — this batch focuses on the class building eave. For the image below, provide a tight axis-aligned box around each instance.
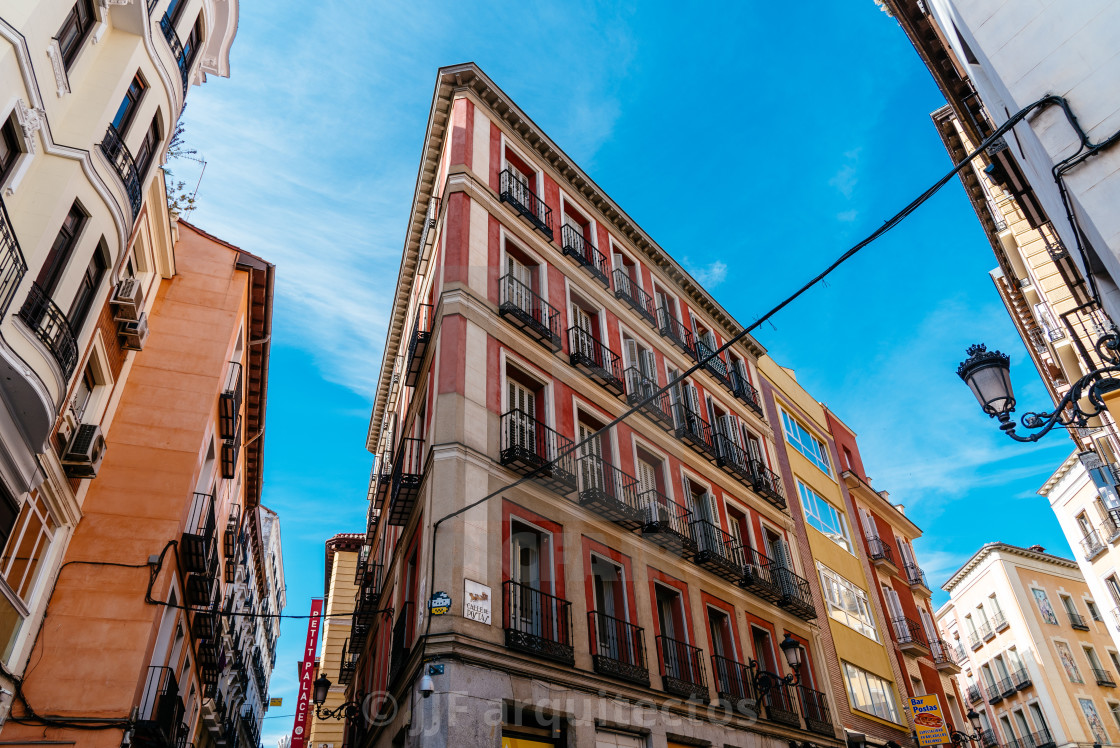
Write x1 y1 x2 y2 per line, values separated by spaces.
1038 450 1081 496
942 541 1081 593
841 470 923 539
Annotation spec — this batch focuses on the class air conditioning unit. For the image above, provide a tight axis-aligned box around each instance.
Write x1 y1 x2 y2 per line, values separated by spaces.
118 314 149 351
61 423 106 479
110 278 144 321
56 409 79 451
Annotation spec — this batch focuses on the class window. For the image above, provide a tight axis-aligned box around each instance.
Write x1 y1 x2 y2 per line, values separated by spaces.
799 481 851 552
56 0 96 69
1088 599 1102 622
181 16 203 69
36 203 87 296
0 116 22 185
67 240 107 331
72 366 95 421
819 565 878 640
111 73 147 134
164 0 185 24
842 661 901 723
134 117 161 179
0 492 56 603
780 410 831 475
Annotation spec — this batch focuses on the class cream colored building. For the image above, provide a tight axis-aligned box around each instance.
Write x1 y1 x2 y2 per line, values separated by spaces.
308 533 364 748
0 0 236 713
938 543 1120 748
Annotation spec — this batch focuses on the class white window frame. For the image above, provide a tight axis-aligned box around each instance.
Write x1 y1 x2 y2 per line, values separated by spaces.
780 409 833 476
799 480 852 553
841 660 902 723
500 135 542 195
499 350 553 426
818 563 879 641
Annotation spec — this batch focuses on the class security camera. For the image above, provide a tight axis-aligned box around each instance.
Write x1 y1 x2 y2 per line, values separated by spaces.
419 672 434 698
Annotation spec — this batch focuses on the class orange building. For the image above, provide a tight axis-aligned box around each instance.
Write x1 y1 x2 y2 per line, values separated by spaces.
2 220 275 748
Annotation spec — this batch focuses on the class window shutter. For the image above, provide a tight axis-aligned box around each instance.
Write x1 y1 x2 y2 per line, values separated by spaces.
640 349 657 381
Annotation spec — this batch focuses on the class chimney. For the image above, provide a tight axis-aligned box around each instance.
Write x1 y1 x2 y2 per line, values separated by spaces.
894 503 905 516
1027 544 1046 553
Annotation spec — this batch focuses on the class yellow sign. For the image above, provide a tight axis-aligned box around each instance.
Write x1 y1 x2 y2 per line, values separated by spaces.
269 697 283 707
909 694 951 746
501 739 552 748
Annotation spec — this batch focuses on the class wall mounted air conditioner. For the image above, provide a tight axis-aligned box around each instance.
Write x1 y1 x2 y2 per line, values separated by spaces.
61 423 106 479
118 314 149 351
110 278 144 321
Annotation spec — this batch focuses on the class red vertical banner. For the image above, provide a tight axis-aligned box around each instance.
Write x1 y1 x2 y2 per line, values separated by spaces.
291 598 324 748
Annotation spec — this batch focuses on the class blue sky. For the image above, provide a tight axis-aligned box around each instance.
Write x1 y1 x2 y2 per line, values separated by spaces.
175 2 1076 742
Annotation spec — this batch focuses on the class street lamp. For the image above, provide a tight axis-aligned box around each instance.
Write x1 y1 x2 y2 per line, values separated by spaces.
751 633 803 696
311 675 364 721
957 335 1120 442
950 708 985 745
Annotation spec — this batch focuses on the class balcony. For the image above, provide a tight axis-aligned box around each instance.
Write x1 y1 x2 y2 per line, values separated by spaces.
978 620 994 641
405 304 432 387
711 655 754 714
498 273 562 351
749 460 786 510
640 490 695 557
967 684 982 704
220 428 239 479
1093 667 1117 687
929 639 962 673
588 611 649 686
1068 611 1090 631
568 326 624 396
387 437 425 526
969 631 983 650
865 536 897 570
774 566 817 620
499 409 577 494
714 430 755 486
219 362 242 440
577 454 643 530
694 336 732 390
560 224 608 287
997 675 1017 698
892 617 929 655
388 601 414 686
980 730 998 748
18 282 78 378
656 635 708 701
740 548 785 605
904 562 930 594
1082 529 1107 560
338 638 358 684
1102 513 1120 543
671 403 717 460
759 682 801 728
797 685 835 736
499 168 553 239
612 269 656 327
185 553 218 608
502 580 574 665
240 705 261 748
985 682 1002 704
729 368 764 417
159 13 190 95
99 124 142 221
351 614 369 648
656 306 694 357
992 610 1009 632
134 666 185 748
0 198 25 319
1012 667 1031 690
623 367 674 431
181 492 216 574
1031 729 1056 748
691 519 744 583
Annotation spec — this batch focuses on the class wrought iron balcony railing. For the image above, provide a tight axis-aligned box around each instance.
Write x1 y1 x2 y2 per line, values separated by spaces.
929 639 960 671
388 601 414 686
560 223 608 287
904 562 930 592
997 675 1017 698
985 682 1002 704
797 684 834 736
612 269 656 326
656 305 694 357
694 336 731 388
498 273 562 350
1081 529 1106 559
991 610 1009 631
671 402 716 459
588 611 648 686
713 430 755 486
99 124 142 221
623 367 674 430
159 13 190 95
711 655 753 714
568 326 624 395
576 453 643 530
499 409 577 493
892 617 928 652
639 489 695 557
1011 667 1031 690
741 548 785 604
980 729 998 747
773 565 816 620
387 437 425 526
181 491 216 574
1093 667 1116 687
656 635 708 701
749 459 786 510
690 519 744 583
499 169 553 239
759 681 800 728
866 536 895 566
219 362 242 441
503 580 574 665
1102 513 1120 542
0 196 26 317
967 684 982 704
729 367 764 416
19 282 77 378
1031 728 1056 748
134 666 185 748
338 638 358 684
977 620 994 641
1068 611 1090 631
405 303 432 387
968 631 982 650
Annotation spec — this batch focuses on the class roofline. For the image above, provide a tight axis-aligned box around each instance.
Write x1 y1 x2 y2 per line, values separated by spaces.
365 62 769 452
942 541 1081 592
1038 450 1082 496
841 470 923 539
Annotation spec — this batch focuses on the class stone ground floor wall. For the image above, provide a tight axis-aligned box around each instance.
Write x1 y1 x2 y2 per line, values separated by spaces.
363 660 841 748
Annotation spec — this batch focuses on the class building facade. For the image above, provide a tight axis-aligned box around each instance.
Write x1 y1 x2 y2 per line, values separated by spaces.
938 543 1120 748
342 63 955 748
0 0 238 708
1 220 278 748
308 533 364 748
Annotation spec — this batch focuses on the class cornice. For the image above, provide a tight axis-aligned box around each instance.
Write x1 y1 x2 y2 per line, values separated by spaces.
841 470 923 539
943 541 1081 593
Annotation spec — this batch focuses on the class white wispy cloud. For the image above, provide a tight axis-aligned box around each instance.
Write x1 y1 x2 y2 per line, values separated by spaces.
684 258 728 288
829 148 862 199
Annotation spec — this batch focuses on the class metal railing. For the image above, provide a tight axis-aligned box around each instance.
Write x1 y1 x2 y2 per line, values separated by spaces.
135 666 185 748
978 620 994 640
759 681 800 727
729 367 763 414
0 196 26 316
181 491 216 574
1011 667 1031 690
749 460 786 508
577 453 642 528
588 611 648 685
388 437 425 525
499 169 553 239
671 402 716 457
690 519 744 581
656 305 694 356
1082 530 1106 559
568 326 624 394
892 617 928 649
99 124 142 220
219 361 242 440
967 684 982 703
985 681 1003 704
405 303 432 387
980 729 998 747
1060 300 1113 372
498 273 562 350
18 282 77 377
338 638 358 684
560 223 608 286
904 562 929 590
1102 513 1120 542
1068 611 1090 631
773 565 816 620
797 684 834 736
388 601 414 685
613 269 656 326
639 489 694 555
866 536 895 565
929 638 956 668
714 429 754 484
499 409 576 492
503 580 574 665
656 635 708 700
1093 666 1116 686
968 631 982 650
623 367 673 428
996 675 1017 698
694 336 730 386
711 655 753 709
991 610 1008 631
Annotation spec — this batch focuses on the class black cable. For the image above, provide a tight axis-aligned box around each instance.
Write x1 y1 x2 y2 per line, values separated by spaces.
409 93 1100 650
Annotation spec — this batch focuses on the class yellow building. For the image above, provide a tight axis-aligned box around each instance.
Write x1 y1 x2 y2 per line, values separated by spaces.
308 533 364 748
938 543 1120 748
